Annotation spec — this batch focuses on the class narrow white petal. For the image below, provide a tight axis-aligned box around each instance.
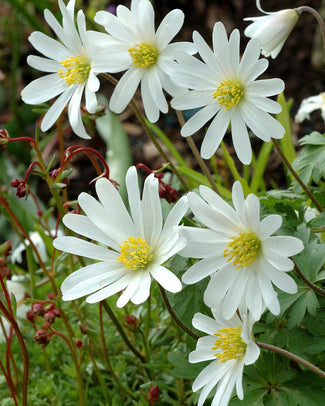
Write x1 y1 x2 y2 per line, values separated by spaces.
130 272 152 304
125 166 144 236
54 236 116 261
258 269 280 315
201 109 230 159
263 236 304 257
62 213 116 247
109 68 142 114
68 83 91 139
192 313 221 335
27 55 61 73
182 255 225 284
180 103 220 137
85 85 98 114
268 266 297 294
231 110 252 165
116 275 140 307
41 86 75 131
86 274 132 303
28 31 69 60
257 215 282 238
150 265 182 293
21 74 66 104
141 174 162 246
61 262 125 300
156 9 184 48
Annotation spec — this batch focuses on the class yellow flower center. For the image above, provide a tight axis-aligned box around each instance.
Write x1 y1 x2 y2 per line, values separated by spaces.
116 236 153 270
58 55 90 86
128 43 158 68
223 232 260 269
212 79 244 110
212 326 247 363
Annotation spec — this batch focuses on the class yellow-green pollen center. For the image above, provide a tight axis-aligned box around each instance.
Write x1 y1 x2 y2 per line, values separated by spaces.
212 326 247 363
128 43 158 68
223 232 261 269
212 79 244 110
58 55 90 86
116 236 153 270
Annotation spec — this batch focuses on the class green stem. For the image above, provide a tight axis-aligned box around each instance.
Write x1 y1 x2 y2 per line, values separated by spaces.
98 303 137 400
257 341 325 379
294 262 325 298
295 6 325 55
102 300 146 363
158 284 199 341
0 303 29 406
175 109 220 195
272 139 323 212
220 141 250 195
52 331 85 405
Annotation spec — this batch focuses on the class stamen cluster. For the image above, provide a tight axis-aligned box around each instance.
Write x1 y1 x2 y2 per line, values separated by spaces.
212 326 247 363
213 79 244 110
58 55 90 86
128 43 158 68
117 236 153 270
223 232 261 269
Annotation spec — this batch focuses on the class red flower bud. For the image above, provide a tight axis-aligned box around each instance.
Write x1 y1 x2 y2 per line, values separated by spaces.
34 329 51 346
32 302 45 316
149 385 160 403
44 311 56 324
125 314 139 330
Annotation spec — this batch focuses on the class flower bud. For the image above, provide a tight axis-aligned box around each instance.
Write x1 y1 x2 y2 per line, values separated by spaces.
244 1 299 58
34 329 51 346
125 314 139 330
44 311 56 324
148 385 160 403
32 302 45 316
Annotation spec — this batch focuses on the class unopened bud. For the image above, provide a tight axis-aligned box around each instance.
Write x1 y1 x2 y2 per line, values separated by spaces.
34 329 51 346
44 311 56 324
32 302 45 316
125 314 139 330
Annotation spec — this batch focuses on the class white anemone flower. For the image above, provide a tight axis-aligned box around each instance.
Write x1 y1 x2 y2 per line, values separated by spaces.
180 181 304 320
53 166 188 307
170 22 285 164
189 309 259 406
93 0 195 122
0 276 30 343
244 1 299 59
295 92 325 123
21 0 111 139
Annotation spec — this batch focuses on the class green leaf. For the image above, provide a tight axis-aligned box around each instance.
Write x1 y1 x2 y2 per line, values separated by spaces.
292 132 325 188
168 350 201 379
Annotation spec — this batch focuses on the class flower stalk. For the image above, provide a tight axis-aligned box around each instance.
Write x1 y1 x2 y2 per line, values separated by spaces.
257 341 325 379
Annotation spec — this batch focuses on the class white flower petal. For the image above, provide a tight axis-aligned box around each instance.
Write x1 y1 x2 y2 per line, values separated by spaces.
61 262 125 301
156 9 184 48
200 110 230 159
54 236 116 261
109 68 142 114
68 83 91 139
21 74 66 104
230 110 252 165
150 265 182 293
86 274 133 303
41 86 75 131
